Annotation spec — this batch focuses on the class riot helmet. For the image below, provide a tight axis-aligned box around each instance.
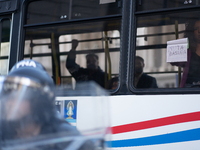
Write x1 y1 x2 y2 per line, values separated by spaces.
0 59 56 140
9 59 55 90
0 60 101 150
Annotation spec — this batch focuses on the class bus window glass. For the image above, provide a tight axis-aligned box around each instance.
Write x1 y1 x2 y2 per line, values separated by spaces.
24 56 53 77
26 0 121 25
134 11 200 89
0 59 8 75
24 19 121 89
24 38 52 76
136 0 200 12
24 38 51 55
59 30 120 88
0 19 10 75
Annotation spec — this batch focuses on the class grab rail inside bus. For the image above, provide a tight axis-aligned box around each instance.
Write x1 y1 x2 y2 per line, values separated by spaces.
51 33 60 85
174 20 181 87
104 31 112 88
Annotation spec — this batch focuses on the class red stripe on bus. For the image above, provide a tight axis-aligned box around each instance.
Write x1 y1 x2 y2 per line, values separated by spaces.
112 111 200 134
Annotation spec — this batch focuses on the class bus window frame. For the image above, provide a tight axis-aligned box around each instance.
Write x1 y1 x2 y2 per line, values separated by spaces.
128 3 200 95
20 0 200 95
19 0 124 92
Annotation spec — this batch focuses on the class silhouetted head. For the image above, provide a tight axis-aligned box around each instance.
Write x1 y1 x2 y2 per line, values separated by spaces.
135 56 144 75
86 54 99 70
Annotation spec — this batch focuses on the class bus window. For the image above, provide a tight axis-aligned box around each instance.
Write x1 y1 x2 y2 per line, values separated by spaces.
23 0 121 89
134 10 200 89
136 0 199 12
0 19 11 75
24 19 121 89
24 38 52 76
26 0 121 25
59 31 120 88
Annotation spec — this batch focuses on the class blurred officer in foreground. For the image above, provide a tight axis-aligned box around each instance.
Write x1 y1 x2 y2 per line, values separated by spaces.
0 59 95 150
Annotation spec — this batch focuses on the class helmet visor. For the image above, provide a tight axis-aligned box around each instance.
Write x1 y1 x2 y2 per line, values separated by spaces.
0 78 110 150
0 76 54 142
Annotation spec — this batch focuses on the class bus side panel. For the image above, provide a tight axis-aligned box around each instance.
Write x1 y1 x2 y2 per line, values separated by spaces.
56 96 111 136
109 95 200 150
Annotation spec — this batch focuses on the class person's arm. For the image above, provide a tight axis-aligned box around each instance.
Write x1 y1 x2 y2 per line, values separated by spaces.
66 40 80 74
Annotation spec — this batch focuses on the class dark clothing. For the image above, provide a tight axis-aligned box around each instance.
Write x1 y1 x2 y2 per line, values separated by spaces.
66 50 107 88
136 73 158 88
1 117 95 150
39 118 95 150
40 117 80 136
170 49 191 87
186 52 200 85
171 49 200 87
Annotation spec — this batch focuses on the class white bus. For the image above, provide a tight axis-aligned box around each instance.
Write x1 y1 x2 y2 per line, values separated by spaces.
1 0 200 149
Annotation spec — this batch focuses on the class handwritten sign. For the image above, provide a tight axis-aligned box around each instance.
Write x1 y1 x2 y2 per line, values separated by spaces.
166 38 188 63
100 0 116 4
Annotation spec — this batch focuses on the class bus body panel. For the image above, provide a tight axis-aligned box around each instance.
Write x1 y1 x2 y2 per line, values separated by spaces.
109 95 200 149
57 95 200 149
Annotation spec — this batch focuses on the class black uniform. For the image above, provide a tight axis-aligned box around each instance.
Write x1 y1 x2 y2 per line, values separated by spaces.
136 73 158 88
66 50 106 88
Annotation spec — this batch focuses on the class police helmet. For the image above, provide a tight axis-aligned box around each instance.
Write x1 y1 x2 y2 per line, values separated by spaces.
9 59 54 88
0 60 56 138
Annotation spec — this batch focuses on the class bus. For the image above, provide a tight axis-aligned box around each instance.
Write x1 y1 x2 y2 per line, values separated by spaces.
1 0 200 149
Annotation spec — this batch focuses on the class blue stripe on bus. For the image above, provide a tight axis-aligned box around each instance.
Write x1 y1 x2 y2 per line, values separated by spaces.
108 128 200 148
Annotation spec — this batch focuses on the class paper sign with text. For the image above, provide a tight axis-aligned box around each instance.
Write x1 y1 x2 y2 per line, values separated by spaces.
166 38 188 63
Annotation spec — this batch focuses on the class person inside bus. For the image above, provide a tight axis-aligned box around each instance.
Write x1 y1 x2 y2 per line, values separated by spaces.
134 56 158 88
0 59 95 150
171 18 200 87
66 39 107 88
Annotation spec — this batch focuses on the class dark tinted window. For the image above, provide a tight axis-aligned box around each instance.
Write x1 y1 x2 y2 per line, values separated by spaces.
136 0 199 12
26 0 122 25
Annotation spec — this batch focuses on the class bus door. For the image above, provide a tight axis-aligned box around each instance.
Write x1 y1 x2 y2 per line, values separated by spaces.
21 0 122 90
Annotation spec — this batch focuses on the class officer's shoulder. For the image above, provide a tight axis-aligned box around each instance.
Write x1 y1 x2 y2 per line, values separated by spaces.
143 73 156 80
56 121 80 135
